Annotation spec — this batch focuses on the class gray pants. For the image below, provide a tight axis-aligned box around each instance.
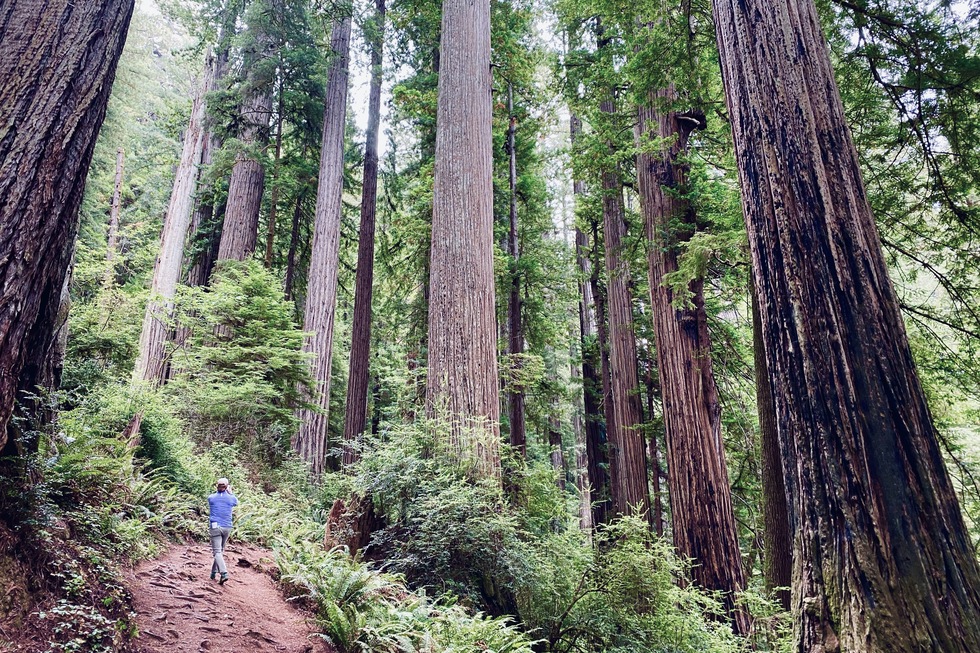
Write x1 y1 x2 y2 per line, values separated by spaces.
210 526 232 575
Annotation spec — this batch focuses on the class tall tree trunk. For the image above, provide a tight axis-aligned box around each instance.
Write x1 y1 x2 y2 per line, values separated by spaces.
570 340 593 532
293 15 353 475
599 100 649 519
284 190 305 300
104 147 125 289
636 87 748 634
0 0 134 458
216 24 274 262
641 352 663 536
712 0 980 648
133 72 209 384
342 0 386 468
752 278 792 611
506 83 526 457
425 0 500 479
571 114 610 526
264 76 285 269
587 220 615 525
186 43 231 288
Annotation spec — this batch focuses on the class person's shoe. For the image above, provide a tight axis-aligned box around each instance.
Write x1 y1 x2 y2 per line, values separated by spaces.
219 573 228 585
210 571 216 581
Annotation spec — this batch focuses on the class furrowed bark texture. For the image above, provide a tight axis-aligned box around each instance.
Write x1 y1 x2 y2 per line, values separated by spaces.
426 0 501 478
599 100 649 519
752 280 792 611
294 15 353 475
636 90 748 634
343 0 385 468
133 73 208 384
217 31 274 262
0 0 135 455
712 0 980 649
506 84 526 457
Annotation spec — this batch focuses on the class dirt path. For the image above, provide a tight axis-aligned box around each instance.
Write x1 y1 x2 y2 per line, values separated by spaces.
127 543 333 653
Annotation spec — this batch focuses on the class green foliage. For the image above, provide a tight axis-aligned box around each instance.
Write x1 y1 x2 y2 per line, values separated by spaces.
167 261 314 464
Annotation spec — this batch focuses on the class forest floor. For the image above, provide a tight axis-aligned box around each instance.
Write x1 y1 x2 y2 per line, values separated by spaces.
126 543 334 653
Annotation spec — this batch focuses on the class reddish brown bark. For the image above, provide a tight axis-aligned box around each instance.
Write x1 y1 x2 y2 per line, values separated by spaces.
713 0 980 648
636 87 748 633
217 23 275 263
293 15 353 475
0 0 134 458
599 100 649 519
751 280 792 611
426 0 500 479
342 0 386 468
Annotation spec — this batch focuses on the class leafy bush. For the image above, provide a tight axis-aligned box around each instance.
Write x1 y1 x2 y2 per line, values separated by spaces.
167 260 314 465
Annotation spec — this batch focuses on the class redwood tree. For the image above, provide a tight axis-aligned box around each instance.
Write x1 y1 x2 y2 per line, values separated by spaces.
0 0 134 460
426 0 500 479
713 0 980 648
216 4 276 262
293 13 353 474
342 0 386 467
133 72 209 384
598 97 649 519
636 86 748 634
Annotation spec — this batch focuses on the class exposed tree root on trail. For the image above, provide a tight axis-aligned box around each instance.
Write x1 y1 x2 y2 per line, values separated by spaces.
128 543 333 653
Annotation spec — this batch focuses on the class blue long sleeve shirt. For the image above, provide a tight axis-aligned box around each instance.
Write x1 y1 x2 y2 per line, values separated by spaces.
208 490 238 528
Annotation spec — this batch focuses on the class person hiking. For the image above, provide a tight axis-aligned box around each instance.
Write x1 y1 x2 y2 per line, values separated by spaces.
208 477 238 584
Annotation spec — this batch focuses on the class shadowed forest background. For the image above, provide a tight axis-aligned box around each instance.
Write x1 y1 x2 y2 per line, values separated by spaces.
1 0 980 651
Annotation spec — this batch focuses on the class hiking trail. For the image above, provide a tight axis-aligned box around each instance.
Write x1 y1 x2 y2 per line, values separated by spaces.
127 543 333 653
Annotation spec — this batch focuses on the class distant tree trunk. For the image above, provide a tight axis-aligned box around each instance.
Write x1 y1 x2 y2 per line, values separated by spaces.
712 0 980 648
425 0 500 479
586 220 615 525
641 352 663 536
133 72 209 384
284 190 305 300
185 44 231 289
342 0 386 468
216 26 274 262
264 76 285 269
293 15 353 475
0 0 134 460
506 83 526 458
104 147 125 288
599 100 649 519
636 87 748 634
752 279 792 611
570 341 593 532
571 114 610 527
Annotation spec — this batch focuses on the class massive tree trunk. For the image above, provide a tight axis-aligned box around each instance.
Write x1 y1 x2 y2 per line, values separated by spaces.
216 21 275 262
0 0 135 460
752 279 792 611
426 0 500 479
293 15 353 475
712 0 980 649
133 72 209 384
635 87 748 634
587 219 616 524
599 100 649 519
342 0 386 468
506 83 527 457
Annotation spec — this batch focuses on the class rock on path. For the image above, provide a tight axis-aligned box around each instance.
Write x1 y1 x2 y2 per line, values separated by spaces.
128 543 333 653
